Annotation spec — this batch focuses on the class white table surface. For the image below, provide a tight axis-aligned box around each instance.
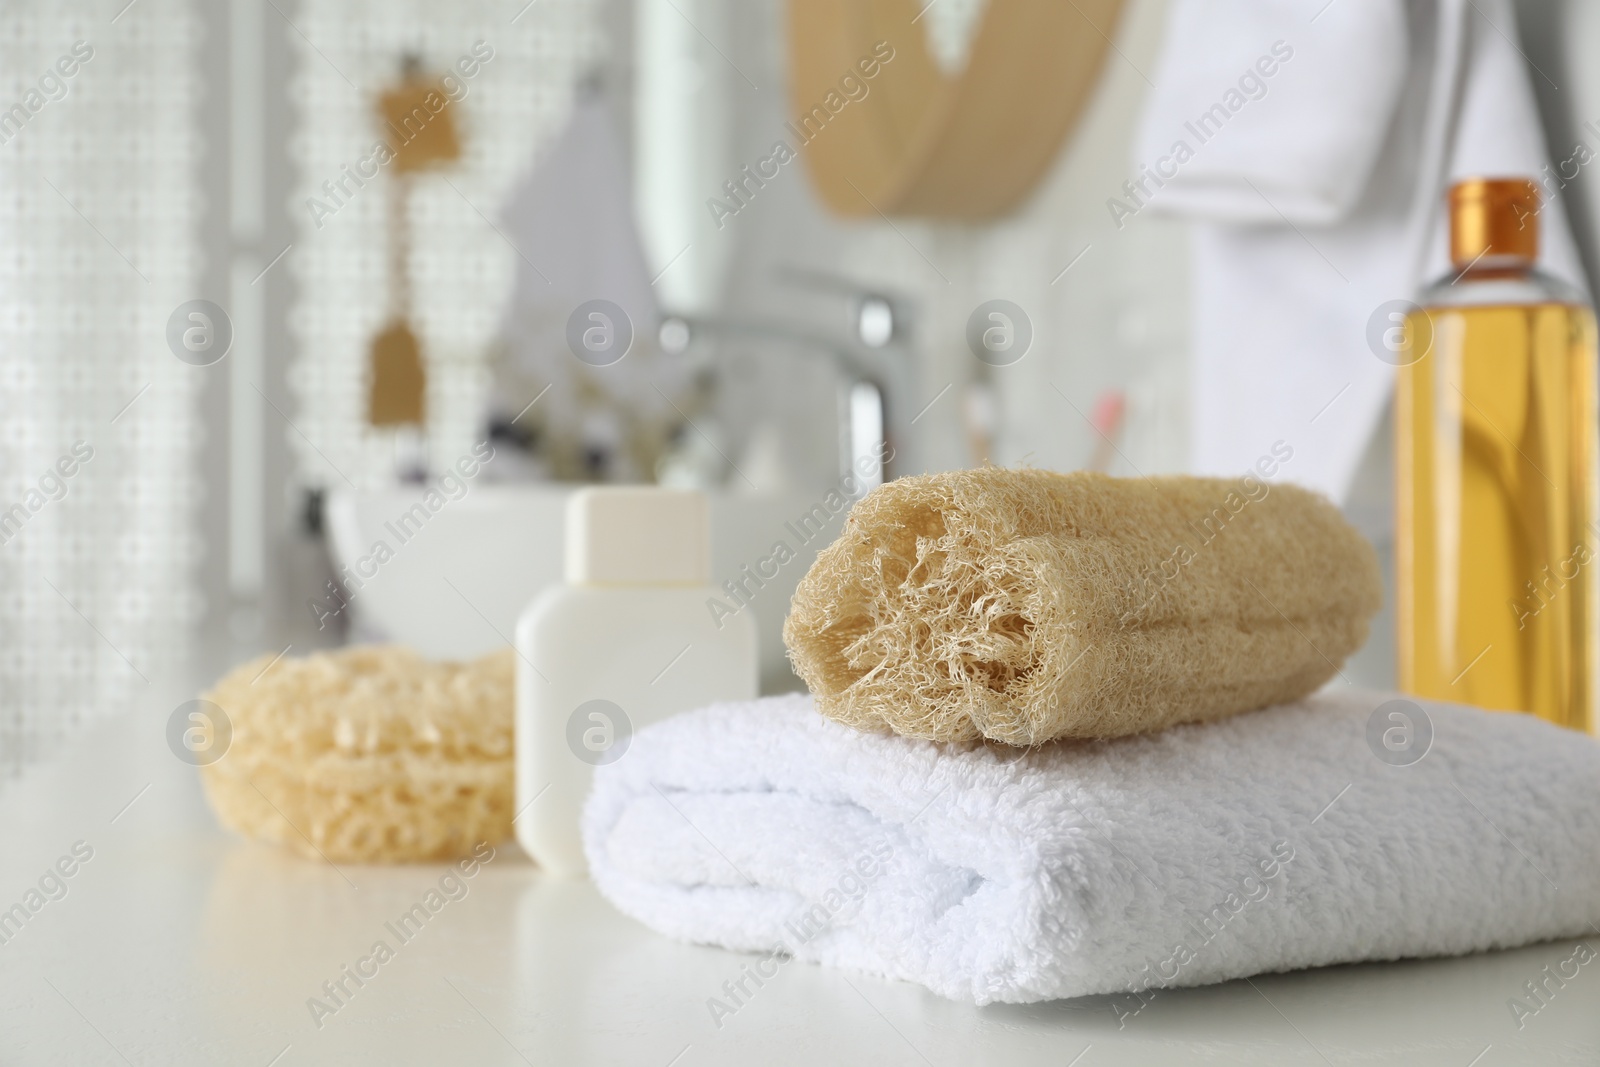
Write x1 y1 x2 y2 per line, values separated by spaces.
3 697 1598 1066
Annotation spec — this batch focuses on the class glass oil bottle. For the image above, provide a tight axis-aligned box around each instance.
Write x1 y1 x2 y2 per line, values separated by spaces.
1396 177 1598 732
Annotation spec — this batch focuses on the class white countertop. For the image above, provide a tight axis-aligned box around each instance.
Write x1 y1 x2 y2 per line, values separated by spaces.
2 698 1597 1066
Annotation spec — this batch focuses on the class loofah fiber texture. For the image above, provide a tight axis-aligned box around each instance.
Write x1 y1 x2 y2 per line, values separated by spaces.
585 690 1600 1004
784 467 1383 746
200 645 513 863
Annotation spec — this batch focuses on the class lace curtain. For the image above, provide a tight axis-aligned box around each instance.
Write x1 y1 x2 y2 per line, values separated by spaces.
286 0 607 489
0 0 203 778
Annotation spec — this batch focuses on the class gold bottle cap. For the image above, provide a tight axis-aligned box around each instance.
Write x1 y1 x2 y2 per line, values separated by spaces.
1449 177 1539 267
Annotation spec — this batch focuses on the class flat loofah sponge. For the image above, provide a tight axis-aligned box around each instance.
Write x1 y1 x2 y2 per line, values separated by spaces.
200 645 513 863
784 468 1382 746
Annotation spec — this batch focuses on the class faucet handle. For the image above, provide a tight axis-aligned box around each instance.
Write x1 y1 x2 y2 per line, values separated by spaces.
773 264 912 350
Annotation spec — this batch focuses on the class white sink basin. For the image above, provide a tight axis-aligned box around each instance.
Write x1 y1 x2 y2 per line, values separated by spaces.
323 485 845 692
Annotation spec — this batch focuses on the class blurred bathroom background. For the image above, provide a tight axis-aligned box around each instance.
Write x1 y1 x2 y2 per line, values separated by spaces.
0 0 1591 779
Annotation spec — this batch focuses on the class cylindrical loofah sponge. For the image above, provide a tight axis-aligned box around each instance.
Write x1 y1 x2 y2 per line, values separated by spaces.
784 468 1382 746
200 645 513 863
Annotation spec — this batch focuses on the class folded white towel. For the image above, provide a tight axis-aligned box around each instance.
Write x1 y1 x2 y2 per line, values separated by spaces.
585 689 1600 1005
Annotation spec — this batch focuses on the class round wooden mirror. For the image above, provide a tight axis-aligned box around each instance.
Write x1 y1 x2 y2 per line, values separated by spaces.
787 0 1126 220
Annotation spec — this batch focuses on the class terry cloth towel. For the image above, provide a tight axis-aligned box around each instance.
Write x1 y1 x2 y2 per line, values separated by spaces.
1131 0 1585 504
783 468 1381 746
585 690 1600 1005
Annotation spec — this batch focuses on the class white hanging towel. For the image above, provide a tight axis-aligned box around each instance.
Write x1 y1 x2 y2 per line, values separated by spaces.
1131 0 1584 503
499 93 657 352
491 93 671 467
585 690 1600 1004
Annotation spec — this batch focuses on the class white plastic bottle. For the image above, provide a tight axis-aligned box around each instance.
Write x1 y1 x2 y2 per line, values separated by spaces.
515 487 758 875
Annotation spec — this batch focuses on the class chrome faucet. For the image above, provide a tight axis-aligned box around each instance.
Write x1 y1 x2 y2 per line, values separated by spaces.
659 270 916 493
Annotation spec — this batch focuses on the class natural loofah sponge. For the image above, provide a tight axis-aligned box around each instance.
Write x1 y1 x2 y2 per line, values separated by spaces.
783 468 1382 746
200 645 513 863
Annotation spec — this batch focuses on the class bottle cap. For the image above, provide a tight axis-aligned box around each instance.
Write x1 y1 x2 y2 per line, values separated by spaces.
565 487 710 585
1449 177 1539 267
